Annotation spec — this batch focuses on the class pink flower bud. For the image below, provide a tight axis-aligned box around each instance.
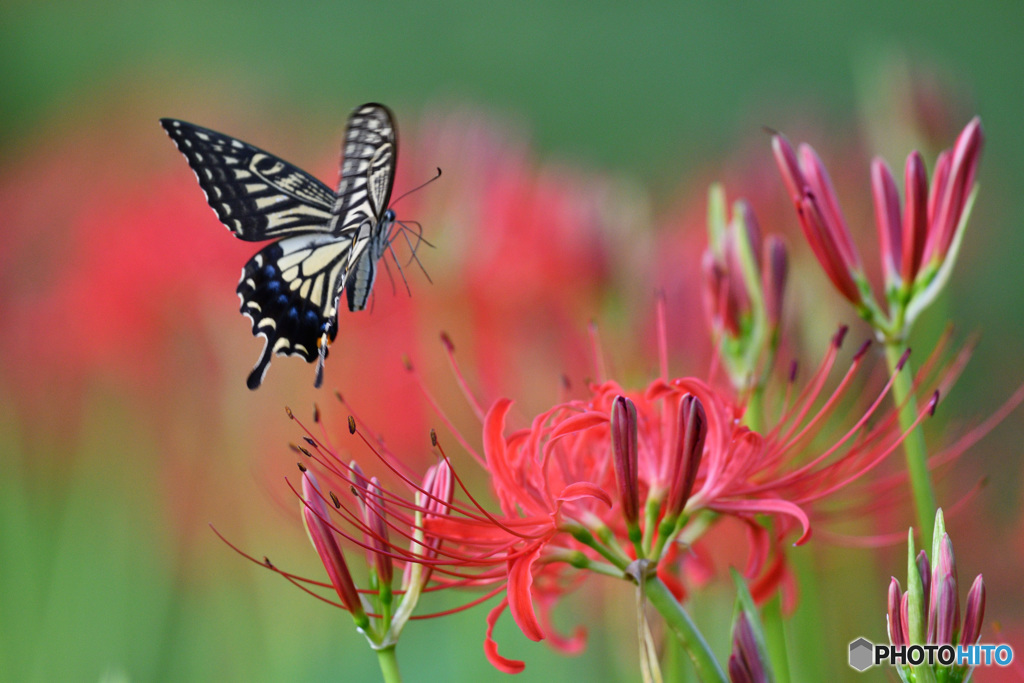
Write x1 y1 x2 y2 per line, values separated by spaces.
666 394 706 518
728 612 768 683
888 577 905 647
901 151 929 283
960 574 985 646
610 395 640 524
871 158 902 283
301 472 363 614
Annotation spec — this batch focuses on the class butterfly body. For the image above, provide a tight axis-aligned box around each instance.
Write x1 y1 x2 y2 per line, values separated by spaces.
346 208 395 311
161 104 399 389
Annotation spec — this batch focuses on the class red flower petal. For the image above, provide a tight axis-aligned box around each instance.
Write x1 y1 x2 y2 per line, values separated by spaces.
709 498 812 545
556 481 613 507
507 544 546 642
483 398 514 467
485 598 527 674
549 410 609 440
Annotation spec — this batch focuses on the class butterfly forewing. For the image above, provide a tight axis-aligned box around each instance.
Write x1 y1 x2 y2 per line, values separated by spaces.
160 119 335 241
329 104 396 242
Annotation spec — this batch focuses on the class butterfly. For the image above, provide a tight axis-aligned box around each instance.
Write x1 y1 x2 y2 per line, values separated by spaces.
161 103 414 390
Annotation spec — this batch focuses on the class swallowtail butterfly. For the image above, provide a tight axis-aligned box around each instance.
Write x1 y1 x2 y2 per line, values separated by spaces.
161 103 404 389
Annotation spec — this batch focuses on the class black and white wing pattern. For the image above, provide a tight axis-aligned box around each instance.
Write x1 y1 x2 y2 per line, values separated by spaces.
160 118 335 241
161 104 401 390
238 232 353 389
315 104 398 386
329 104 397 240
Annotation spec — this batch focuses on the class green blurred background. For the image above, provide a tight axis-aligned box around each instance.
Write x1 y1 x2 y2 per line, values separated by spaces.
3 2 1023 681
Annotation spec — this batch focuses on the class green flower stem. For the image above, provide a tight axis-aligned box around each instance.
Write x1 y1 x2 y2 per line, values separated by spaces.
566 522 631 570
644 574 727 683
641 493 662 557
744 385 764 432
375 645 402 683
761 594 790 683
546 547 625 578
884 341 937 550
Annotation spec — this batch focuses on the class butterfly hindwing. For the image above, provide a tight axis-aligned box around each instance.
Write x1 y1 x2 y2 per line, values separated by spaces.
238 232 354 389
160 118 335 241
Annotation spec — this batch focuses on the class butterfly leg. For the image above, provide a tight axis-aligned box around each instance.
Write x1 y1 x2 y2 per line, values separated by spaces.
395 224 434 284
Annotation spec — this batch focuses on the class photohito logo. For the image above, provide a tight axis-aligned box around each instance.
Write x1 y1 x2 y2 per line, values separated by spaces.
848 638 1014 672
848 638 873 672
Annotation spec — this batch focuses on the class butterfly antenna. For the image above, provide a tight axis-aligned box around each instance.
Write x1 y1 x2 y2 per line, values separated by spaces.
389 167 442 208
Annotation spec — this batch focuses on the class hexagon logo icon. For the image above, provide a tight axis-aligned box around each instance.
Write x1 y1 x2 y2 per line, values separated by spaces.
849 638 874 671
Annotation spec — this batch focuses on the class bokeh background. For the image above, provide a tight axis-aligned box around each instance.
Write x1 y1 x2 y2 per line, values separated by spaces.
3 2 1024 681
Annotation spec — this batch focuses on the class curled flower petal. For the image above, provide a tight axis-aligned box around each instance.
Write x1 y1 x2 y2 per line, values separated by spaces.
483 398 514 468
550 410 609 440
710 499 811 545
556 481 613 507
485 598 527 674
507 544 546 642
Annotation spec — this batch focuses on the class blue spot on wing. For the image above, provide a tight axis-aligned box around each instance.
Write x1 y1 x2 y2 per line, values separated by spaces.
236 242 337 385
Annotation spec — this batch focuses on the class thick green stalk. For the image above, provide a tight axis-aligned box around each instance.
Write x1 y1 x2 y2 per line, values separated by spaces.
375 646 401 683
884 342 937 550
644 575 727 683
787 551 826 681
761 595 790 683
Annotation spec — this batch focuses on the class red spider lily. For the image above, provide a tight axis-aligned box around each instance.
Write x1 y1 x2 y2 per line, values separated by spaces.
234 307 983 674
485 335 929 609
392 306 940 671
217 403 544 671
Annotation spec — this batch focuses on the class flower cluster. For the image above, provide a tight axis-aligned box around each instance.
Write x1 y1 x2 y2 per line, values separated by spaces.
886 509 986 683
771 118 983 341
701 184 788 390
248 303 946 676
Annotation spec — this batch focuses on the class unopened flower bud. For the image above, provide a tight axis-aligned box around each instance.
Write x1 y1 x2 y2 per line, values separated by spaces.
666 394 706 518
301 472 363 616
610 395 640 525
